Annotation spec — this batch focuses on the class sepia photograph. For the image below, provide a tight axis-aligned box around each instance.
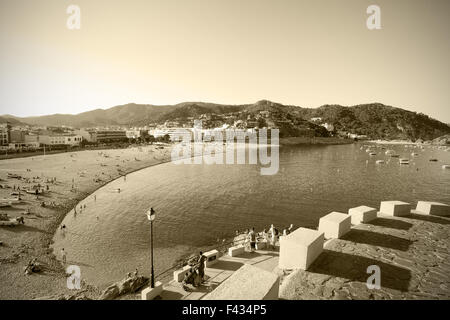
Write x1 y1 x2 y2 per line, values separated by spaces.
0 0 449 308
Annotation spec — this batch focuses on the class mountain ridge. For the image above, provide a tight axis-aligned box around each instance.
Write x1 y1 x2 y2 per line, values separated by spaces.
2 101 449 141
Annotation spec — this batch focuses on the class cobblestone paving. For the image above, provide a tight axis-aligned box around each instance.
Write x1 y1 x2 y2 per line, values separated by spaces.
279 213 450 300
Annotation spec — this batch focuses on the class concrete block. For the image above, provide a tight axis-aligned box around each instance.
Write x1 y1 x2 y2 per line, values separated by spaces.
380 201 411 216
228 245 245 257
173 265 191 282
202 264 279 300
141 281 163 300
278 227 324 270
318 212 351 239
416 201 450 216
204 249 219 267
348 206 377 224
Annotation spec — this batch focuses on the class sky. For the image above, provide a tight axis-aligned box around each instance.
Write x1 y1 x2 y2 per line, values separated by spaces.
0 0 449 122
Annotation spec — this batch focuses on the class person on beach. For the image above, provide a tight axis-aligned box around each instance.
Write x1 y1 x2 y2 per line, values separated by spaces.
243 229 250 250
182 267 196 290
197 251 206 283
288 224 294 233
262 229 268 243
61 248 67 264
249 227 256 252
269 224 277 250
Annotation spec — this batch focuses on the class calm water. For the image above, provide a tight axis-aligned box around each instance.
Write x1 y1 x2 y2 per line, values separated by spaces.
52 143 450 288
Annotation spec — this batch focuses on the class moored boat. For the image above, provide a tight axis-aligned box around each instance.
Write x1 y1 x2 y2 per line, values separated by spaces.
385 150 400 157
399 158 410 165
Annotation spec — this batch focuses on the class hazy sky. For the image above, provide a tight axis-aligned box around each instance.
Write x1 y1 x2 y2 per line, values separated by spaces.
0 0 449 122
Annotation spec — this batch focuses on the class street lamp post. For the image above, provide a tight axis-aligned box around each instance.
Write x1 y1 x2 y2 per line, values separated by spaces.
146 207 156 288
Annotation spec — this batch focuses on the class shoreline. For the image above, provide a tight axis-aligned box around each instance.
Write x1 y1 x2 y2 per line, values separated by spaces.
279 137 354 145
0 145 175 299
0 141 253 299
367 140 422 145
3 140 445 299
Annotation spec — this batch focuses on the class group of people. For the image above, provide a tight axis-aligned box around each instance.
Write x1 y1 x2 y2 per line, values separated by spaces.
182 251 206 291
236 223 295 250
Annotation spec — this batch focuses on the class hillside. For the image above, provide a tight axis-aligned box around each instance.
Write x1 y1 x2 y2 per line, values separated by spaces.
298 103 450 141
0 116 27 126
3 101 449 141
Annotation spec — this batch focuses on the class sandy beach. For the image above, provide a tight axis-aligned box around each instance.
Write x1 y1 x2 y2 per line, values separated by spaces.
0 144 173 300
367 140 421 145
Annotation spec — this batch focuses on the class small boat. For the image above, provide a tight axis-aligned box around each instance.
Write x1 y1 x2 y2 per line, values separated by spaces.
385 150 398 157
443 165 450 169
399 158 410 165
390 154 400 158
376 160 385 164
7 173 21 179
411 153 419 157
369 152 377 156
429 159 438 162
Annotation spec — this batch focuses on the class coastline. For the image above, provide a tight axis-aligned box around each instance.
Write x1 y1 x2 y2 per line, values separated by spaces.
3 139 446 300
0 144 174 299
367 140 421 145
279 137 354 145
0 141 250 299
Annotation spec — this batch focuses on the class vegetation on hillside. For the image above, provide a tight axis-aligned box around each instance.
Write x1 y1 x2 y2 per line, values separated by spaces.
4 101 449 141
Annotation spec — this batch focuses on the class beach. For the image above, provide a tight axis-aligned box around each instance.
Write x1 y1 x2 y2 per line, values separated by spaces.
1 141 449 300
0 144 173 299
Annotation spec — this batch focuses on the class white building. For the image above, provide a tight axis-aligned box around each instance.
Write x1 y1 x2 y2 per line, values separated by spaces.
40 134 82 146
149 128 193 142
74 129 96 142
322 123 335 132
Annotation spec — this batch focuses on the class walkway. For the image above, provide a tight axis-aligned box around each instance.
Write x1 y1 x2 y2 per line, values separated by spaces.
159 249 280 300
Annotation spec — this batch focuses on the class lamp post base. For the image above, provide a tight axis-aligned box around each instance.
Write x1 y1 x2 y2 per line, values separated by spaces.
141 281 163 300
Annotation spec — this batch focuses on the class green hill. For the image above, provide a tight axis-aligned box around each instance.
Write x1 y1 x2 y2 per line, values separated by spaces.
3 101 449 141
